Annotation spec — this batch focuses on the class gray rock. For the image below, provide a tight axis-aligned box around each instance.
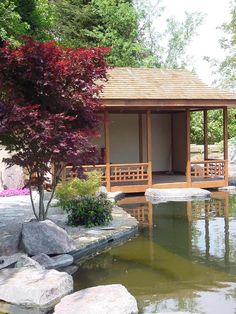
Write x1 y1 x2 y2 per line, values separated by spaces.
145 188 211 202
54 284 138 314
0 232 21 256
0 253 23 270
32 253 73 269
218 186 236 191
0 267 73 307
107 191 124 202
21 220 76 255
0 301 50 314
32 253 52 268
51 254 74 268
15 255 42 269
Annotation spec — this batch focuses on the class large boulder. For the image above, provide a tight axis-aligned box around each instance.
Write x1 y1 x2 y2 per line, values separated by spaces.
0 267 73 307
2 164 24 190
54 284 138 314
21 220 76 255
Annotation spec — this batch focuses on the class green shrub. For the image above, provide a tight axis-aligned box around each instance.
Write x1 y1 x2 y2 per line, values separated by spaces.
64 193 113 227
55 170 102 208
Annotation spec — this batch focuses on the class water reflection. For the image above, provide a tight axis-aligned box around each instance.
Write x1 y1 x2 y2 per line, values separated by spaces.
119 192 234 272
74 192 236 313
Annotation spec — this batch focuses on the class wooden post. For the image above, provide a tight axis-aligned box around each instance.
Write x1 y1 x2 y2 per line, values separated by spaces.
204 110 208 160
186 109 191 186
223 107 229 186
104 110 111 191
146 110 152 187
148 201 153 227
60 162 66 181
138 114 143 163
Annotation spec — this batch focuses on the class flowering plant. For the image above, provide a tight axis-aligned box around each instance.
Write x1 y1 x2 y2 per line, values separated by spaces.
0 188 30 197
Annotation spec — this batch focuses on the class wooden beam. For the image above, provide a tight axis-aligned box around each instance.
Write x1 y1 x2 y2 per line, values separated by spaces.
223 107 229 185
138 114 143 163
104 110 111 191
102 98 236 109
146 109 152 187
204 110 208 160
186 109 191 186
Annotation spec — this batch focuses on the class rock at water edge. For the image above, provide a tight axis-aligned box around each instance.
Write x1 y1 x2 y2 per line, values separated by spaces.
32 253 73 269
21 220 76 255
0 267 73 307
54 284 138 314
145 188 211 200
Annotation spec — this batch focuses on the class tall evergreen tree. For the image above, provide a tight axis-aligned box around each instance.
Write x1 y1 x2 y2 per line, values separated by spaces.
53 0 143 66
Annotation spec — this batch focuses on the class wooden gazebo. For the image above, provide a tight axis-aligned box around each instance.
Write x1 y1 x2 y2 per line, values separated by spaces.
65 68 236 193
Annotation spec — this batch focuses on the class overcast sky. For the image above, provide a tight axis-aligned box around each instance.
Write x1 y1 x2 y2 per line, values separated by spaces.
154 0 232 85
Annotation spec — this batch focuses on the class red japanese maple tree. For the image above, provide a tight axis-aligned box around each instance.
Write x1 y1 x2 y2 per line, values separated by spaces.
0 37 109 220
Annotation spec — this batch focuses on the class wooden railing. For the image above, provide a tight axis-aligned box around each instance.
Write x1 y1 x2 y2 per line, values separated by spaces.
191 160 226 178
110 163 148 183
65 164 107 182
64 162 149 186
82 165 107 182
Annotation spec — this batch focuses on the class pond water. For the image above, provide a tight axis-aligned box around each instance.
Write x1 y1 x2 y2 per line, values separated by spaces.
73 191 236 313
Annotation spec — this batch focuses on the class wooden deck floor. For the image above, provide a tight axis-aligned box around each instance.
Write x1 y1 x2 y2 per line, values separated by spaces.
110 173 226 192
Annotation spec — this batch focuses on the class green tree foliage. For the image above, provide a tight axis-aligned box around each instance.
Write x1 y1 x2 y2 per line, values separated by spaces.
54 0 142 66
0 0 29 46
191 110 236 144
212 1 236 90
200 2 236 144
0 0 55 45
54 0 203 68
14 0 56 41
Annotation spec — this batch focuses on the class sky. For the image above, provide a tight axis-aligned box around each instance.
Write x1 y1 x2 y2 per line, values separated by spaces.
153 0 232 85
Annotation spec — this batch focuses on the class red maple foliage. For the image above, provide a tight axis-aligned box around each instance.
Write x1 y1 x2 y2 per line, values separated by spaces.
0 37 109 220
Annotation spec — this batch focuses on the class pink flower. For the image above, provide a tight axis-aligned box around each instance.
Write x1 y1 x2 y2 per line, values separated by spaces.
0 188 30 197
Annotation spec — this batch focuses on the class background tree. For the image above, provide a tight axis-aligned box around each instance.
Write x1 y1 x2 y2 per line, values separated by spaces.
0 0 29 46
54 0 142 66
209 0 236 91
193 1 236 144
135 0 204 68
0 38 109 220
54 0 203 68
0 0 55 46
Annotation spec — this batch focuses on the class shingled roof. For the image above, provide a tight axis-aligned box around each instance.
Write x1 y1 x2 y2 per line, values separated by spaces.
101 67 236 100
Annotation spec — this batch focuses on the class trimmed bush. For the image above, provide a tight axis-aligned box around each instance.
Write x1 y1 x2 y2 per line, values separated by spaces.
55 171 102 208
63 193 113 227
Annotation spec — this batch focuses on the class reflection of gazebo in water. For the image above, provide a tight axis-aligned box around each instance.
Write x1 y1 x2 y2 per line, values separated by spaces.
118 196 153 227
118 191 231 268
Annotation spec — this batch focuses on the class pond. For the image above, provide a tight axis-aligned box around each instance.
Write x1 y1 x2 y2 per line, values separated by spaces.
73 191 236 313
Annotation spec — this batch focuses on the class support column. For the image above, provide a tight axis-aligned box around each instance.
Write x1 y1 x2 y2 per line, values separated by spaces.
138 114 143 163
204 110 208 160
186 109 191 186
146 110 152 187
104 110 111 191
223 107 228 185
224 192 229 269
